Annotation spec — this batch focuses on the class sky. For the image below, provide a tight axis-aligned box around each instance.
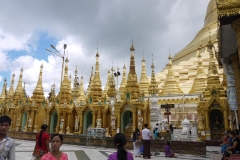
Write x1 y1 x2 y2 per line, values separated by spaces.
0 0 210 97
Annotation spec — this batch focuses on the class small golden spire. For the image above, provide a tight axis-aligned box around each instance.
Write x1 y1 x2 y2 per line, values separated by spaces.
32 63 44 102
103 68 111 97
159 54 183 95
139 51 149 96
202 33 226 101
119 61 127 93
89 48 103 104
149 54 159 95
107 64 117 97
189 41 207 94
7 73 15 97
125 41 140 100
0 78 7 101
15 66 24 95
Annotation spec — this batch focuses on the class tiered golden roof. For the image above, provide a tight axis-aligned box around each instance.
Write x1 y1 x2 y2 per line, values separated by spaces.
31 64 44 102
125 41 140 100
202 34 226 101
159 55 183 95
221 73 227 90
139 54 149 96
189 41 207 94
89 50 103 103
58 57 72 104
148 55 159 95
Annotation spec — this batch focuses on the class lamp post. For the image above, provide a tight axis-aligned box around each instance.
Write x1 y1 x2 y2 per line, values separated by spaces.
114 67 121 91
46 44 67 89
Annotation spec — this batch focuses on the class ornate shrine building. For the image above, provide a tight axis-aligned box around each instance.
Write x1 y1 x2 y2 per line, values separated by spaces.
0 0 237 140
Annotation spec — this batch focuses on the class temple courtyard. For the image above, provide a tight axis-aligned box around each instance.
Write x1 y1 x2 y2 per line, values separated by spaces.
15 139 222 160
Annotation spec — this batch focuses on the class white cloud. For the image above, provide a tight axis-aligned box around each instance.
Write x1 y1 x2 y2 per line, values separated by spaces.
0 0 211 96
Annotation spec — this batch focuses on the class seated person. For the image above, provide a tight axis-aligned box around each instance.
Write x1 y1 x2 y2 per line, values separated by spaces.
220 133 230 154
164 141 177 158
226 131 240 154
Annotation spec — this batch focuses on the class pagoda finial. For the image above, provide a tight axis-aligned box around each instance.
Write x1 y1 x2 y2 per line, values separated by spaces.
130 38 135 51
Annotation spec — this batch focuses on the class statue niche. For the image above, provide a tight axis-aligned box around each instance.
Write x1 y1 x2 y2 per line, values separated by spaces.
210 109 224 130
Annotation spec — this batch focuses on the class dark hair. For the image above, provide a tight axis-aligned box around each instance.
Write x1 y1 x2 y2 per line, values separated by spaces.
113 133 127 160
51 134 63 143
38 124 48 146
230 131 236 136
235 129 239 135
0 116 12 125
144 123 148 128
135 128 140 133
167 141 170 146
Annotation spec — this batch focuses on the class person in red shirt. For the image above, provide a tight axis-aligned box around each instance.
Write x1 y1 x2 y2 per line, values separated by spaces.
33 124 50 159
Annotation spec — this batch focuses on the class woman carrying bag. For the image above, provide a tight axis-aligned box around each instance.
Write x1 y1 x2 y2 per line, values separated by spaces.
132 128 141 157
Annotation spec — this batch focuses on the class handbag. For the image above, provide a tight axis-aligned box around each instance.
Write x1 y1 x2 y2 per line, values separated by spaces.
135 140 141 146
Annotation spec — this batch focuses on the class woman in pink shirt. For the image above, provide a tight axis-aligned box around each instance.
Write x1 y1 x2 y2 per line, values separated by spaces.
108 133 134 160
41 134 68 160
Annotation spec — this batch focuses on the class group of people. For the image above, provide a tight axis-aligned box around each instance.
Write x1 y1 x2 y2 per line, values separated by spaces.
131 123 177 159
0 115 177 160
221 129 240 158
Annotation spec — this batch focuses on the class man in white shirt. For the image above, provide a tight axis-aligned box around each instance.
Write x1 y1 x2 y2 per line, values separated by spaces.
141 123 151 159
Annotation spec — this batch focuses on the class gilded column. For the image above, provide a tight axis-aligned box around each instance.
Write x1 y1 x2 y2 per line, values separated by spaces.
230 54 240 123
67 113 71 133
223 108 229 130
56 112 60 132
63 112 66 132
79 112 83 134
97 110 101 119
102 112 106 128
92 111 96 128
47 113 50 127
13 113 16 130
204 109 210 130
117 110 121 130
132 111 136 131
34 111 38 132
143 112 147 124
148 112 150 128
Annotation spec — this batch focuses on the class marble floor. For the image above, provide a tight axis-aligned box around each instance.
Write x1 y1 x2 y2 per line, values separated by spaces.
15 139 222 160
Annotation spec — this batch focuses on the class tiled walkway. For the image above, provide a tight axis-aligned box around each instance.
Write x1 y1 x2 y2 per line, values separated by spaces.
15 139 222 160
